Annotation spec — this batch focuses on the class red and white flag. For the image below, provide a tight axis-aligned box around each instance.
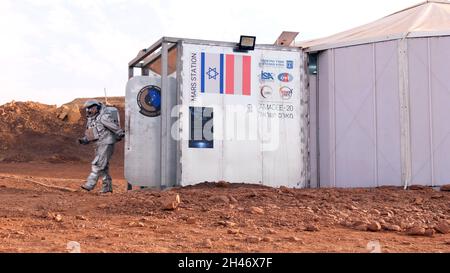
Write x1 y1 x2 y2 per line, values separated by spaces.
201 53 251 96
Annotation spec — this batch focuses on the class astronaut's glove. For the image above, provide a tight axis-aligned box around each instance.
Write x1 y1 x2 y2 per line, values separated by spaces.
78 137 90 145
116 129 125 141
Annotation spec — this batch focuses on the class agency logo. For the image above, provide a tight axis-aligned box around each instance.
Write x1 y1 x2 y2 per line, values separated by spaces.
137 85 161 117
279 86 293 100
287 60 294 69
278 73 293 83
260 85 273 99
260 71 275 82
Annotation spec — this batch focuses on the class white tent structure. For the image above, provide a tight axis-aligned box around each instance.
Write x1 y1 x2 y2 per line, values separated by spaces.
302 0 450 188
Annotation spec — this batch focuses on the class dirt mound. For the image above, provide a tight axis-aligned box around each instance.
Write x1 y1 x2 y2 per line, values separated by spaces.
0 98 125 164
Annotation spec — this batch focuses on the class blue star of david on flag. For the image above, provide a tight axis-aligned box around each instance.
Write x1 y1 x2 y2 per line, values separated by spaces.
206 67 219 80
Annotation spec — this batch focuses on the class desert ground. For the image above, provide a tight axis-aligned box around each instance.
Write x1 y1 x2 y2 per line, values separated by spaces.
0 99 449 253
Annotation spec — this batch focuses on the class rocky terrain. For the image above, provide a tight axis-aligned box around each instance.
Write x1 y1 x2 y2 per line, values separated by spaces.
0 99 449 253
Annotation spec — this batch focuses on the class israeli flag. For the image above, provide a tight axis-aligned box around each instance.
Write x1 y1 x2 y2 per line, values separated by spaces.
201 53 224 94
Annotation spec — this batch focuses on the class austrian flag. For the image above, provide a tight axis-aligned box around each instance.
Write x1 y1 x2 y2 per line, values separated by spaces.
200 53 251 96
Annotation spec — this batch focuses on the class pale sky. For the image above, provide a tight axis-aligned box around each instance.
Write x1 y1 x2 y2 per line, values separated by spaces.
0 0 421 106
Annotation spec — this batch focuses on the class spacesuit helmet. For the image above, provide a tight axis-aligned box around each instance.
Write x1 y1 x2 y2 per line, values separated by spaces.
83 100 101 117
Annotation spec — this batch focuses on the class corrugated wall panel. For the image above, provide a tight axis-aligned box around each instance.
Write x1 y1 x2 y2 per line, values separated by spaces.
408 38 433 186
334 44 376 188
318 51 332 187
375 41 402 186
430 36 450 186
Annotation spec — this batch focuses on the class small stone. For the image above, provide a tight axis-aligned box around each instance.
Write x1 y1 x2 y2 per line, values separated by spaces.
406 226 426 236
218 221 237 228
97 204 107 209
186 217 197 224
66 241 81 253
435 221 450 234
76 215 87 221
249 207 265 215
227 229 240 235
162 194 181 210
414 197 424 205
431 194 444 199
247 190 258 198
305 224 320 232
354 224 368 231
137 222 145 227
440 184 450 192
54 214 63 222
209 195 230 203
202 239 213 248
267 229 277 234
262 237 273 242
370 209 381 215
368 222 382 232
382 224 401 232
247 236 262 243
286 236 301 242
280 186 293 194
228 196 238 204
424 228 435 237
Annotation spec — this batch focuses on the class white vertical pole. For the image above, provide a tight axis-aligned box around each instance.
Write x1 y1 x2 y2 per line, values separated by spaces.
398 39 412 189
161 41 169 189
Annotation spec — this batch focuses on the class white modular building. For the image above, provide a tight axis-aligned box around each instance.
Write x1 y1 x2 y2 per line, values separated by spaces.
126 38 308 189
303 0 450 188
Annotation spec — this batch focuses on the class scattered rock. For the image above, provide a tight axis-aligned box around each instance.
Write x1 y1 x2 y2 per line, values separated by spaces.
75 215 87 221
128 221 145 228
431 194 444 199
406 226 426 236
424 228 435 237
97 204 107 209
248 206 265 215
202 239 213 248
280 186 293 194
228 196 238 204
286 236 301 242
414 197 424 205
435 221 450 234
440 184 450 192
370 209 381 215
262 237 273 242
218 221 237 228
382 224 401 232
305 224 320 232
227 229 240 235
246 190 258 198
162 194 181 210
66 241 81 253
367 222 382 232
354 224 368 231
186 217 197 224
247 236 261 243
209 195 230 203
267 229 277 235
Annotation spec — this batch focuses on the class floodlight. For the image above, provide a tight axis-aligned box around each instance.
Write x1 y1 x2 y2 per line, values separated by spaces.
238 35 256 51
